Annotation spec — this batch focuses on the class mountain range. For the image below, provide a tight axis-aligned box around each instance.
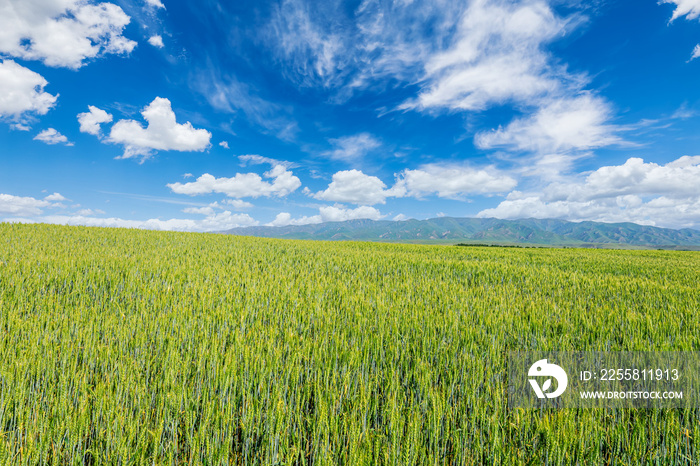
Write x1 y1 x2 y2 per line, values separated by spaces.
223 217 700 248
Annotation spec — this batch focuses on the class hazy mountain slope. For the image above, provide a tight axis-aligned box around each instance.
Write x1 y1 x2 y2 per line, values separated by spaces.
223 217 700 246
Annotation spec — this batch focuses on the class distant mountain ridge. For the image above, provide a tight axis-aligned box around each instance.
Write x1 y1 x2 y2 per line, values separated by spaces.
223 217 700 247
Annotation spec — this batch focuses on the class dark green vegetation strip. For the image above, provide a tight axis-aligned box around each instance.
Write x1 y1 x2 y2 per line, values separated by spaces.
1 223 699 464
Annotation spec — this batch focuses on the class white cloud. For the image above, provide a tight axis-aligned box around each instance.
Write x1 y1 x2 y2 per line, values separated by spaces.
35 211 258 232
393 213 409 221
393 164 517 199
193 70 298 140
77 106 113 136
268 0 345 87
168 165 301 198
0 0 136 69
0 60 58 119
268 204 383 226
311 164 518 206
219 141 229 149
663 0 700 21
386 0 616 169
478 155 700 229
108 97 212 160
44 192 66 201
182 206 215 216
221 199 254 210
663 1 700 60
268 212 322 226
144 0 165 9
34 128 73 146
692 44 700 60
401 0 572 112
148 35 164 48
0 193 51 216
238 154 296 168
75 208 105 216
263 0 615 170
475 94 620 154
265 0 462 94
544 156 700 201
320 205 382 222
313 169 390 205
322 133 381 162
182 200 251 214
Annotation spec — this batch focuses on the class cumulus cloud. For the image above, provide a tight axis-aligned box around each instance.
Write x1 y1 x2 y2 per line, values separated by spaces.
478 155 700 229
107 97 212 160
0 60 58 120
268 205 383 226
77 106 113 136
313 169 391 205
182 206 216 216
167 165 301 198
75 208 105 216
0 193 52 216
148 35 164 48
0 0 136 69
663 0 700 21
393 164 517 199
320 205 382 222
34 128 73 146
221 199 254 210
219 141 229 149
311 165 517 206
268 212 321 226
34 211 258 232
44 192 66 201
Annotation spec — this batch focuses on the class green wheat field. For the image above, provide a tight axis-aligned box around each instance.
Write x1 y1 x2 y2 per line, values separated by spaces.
1 222 699 465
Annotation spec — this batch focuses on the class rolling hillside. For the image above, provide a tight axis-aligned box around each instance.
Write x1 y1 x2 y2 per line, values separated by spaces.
224 217 700 247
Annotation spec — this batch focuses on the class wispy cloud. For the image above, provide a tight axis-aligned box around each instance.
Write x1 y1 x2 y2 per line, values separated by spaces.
191 66 299 140
267 0 347 88
663 1 700 60
321 133 382 162
262 0 617 175
475 94 621 155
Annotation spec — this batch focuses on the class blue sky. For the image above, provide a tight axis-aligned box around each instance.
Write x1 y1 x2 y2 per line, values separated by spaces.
2 0 700 231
